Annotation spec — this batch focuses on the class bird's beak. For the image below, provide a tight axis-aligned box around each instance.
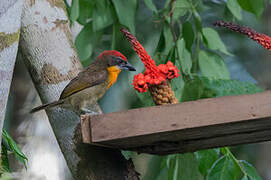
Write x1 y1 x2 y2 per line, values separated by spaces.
119 62 136 71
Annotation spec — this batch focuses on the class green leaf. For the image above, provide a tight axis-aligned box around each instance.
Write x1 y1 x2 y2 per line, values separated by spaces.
207 155 242 180
121 151 133 160
172 0 190 20
182 21 194 51
77 0 93 25
142 155 164 180
198 51 230 79
201 77 264 97
95 0 106 9
242 176 249 180
143 0 158 13
112 22 121 50
202 27 231 56
112 0 137 34
181 76 263 102
163 24 174 55
166 46 176 63
176 38 192 75
171 75 185 102
2 130 27 161
165 154 200 180
0 173 13 180
166 155 178 180
239 160 262 180
181 77 206 101
2 130 27 169
92 0 114 32
164 0 171 8
155 31 167 61
195 149 220 177
156 167 168 180
237 0 264 18
177 153 200 180
75 23 103 60
1 140 10 173
193 11 202 33
70 0 80 22
174 0 190 9
155 24 174 61
132 91 155 108
227 0 242 20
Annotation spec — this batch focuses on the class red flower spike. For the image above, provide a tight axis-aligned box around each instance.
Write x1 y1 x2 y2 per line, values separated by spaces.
214 20 271 51
121 28 180 93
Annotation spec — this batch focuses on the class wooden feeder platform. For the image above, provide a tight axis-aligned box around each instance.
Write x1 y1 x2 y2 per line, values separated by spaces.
81 90 271 155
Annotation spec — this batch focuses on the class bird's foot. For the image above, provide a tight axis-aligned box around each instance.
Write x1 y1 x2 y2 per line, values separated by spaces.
80 108 100 116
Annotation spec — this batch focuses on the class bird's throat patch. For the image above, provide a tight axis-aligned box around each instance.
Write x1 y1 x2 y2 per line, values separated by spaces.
107 66 121 89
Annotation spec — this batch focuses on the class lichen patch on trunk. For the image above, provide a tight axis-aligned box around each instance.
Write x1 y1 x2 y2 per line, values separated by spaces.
22 0 67 31
52 19 69 29
30 0 66 10
47 0 66 10
40 56 82 85
52 19 73 47
30 0 35 6
0 29 20 52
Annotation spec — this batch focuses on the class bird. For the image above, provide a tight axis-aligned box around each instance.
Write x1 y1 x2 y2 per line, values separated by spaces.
30 50 136 115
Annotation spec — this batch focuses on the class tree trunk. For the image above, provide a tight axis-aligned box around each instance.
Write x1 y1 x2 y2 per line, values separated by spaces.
0 0 23 152
19 0 138 179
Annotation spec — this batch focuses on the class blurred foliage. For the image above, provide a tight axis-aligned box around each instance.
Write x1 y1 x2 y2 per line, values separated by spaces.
0 173 12 180
65 0 268 179
1 130 27 174
66 0 138 62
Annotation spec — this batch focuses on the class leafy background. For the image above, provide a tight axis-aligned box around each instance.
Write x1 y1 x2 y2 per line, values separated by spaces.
3 0 271 179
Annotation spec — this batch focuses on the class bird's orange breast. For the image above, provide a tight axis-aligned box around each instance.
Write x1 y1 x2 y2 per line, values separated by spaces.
107 66 121 89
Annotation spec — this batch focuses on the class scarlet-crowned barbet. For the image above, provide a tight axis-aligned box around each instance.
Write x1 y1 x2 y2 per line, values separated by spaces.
30 50 136 114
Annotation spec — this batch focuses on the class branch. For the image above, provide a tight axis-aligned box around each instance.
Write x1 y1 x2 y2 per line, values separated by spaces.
19 0 138 179
169 0 177 42
0 0 23 155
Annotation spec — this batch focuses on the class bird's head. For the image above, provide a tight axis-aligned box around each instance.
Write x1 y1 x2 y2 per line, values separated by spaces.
98 50 136 71
97 50 136 89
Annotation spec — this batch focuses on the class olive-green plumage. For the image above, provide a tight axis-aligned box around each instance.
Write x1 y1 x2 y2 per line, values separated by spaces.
30 50 135 115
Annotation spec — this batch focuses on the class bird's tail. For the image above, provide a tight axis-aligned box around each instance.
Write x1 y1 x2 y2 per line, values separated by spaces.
30 100 64 113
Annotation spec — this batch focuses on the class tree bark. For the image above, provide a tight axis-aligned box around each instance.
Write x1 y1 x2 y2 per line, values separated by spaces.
19 0 138 179
0 0 23 150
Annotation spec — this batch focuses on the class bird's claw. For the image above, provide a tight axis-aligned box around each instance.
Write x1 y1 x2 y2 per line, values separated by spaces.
80 108 100 116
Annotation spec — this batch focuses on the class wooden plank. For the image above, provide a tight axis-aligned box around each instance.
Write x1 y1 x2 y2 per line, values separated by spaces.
81 115 92 143
81 90 271 155
128 118 271 154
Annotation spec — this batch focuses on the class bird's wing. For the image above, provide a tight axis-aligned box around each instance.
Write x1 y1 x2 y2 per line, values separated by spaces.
60 68 108 99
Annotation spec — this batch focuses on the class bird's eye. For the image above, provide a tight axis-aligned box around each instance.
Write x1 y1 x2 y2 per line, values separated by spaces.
116 58 123 64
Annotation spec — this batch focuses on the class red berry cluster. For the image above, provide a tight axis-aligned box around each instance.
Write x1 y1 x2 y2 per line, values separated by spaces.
120 28 180 93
